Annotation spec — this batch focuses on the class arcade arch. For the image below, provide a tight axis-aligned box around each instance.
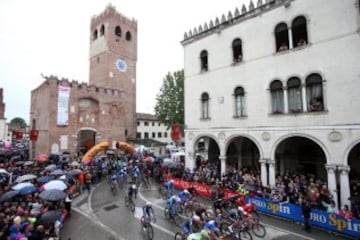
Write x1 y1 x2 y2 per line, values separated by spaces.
225 136 260 171
193 136 220 171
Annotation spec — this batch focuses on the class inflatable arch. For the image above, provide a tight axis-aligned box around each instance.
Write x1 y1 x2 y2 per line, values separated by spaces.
81 140 109 164
115 141 135 154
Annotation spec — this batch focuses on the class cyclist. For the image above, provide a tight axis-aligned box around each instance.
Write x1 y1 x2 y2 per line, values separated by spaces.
178 189 191 203
186 228 209 240
191 215 203 233
128 184 137 201
142 202 156 223
164 179 174 198
204 219 220 239
110 171 118 191
167 195 178 218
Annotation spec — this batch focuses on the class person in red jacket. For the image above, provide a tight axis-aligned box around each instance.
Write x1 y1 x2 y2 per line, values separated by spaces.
339 204 353 219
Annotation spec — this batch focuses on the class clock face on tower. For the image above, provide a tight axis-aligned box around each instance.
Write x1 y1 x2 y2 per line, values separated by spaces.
115 58 127 72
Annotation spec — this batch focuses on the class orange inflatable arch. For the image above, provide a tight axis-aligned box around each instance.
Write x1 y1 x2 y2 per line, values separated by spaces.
115 141 135 154
82 140 109 164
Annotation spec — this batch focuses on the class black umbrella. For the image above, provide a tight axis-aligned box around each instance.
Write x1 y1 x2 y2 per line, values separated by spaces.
0 190 19 203
38 210 62 224
39 189 66 201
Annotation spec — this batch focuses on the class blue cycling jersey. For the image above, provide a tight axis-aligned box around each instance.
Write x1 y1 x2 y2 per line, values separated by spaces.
164 181 174 190
178 191 190 201
204 220 217 231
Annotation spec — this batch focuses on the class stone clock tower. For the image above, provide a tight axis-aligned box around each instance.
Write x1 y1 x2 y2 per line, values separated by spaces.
89 4 137 137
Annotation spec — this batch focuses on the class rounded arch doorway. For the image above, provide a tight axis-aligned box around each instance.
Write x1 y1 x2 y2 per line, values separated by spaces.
77 128 97 155
275 136 326 179
226 136 260 171
194 136 220 171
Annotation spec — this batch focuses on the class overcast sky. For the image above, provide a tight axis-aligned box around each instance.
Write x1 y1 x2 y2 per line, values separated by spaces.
0 0 247 123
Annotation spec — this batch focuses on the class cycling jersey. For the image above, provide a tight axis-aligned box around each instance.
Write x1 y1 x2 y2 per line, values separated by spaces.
187 229 209 240
142 206 154 218
178 190 190 202
204 220 218 232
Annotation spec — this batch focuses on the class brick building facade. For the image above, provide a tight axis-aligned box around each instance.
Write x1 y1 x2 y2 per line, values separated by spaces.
30 5 137 157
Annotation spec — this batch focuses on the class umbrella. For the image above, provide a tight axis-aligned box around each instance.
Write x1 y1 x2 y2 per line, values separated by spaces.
39 189 66 201
70 161 80 167
0 168 9 175
12 182 34 191
15 161 25 166
15 174 37 183
67 169 81 177
144 156 153 162
50 169 64 176
18 185 37 195
24 161 35 166
44 164 57 171
38 210 62 224
37 176 54 183
0 190 19 203
42 180 67 191
36 153 49 162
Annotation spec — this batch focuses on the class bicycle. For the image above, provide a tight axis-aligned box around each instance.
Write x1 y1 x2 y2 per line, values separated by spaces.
174 229 189 240
164 206 182 226
124 195 135 212
142 176 151 190
220 218 253 240
110 182 117 196
243 214 266 238
159 186 168 200
140 215 155 240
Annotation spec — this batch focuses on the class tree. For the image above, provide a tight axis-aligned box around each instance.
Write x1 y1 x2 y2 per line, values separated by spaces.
9 117 27 132
154 70 184 131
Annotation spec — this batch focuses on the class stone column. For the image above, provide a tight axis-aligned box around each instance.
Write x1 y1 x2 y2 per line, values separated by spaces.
325 164 339 208
288 27 293 49
302 84 308 112
268 160 276 187
283 87 289 113
338 165 351 207
259 159 268 186
219 156 226 177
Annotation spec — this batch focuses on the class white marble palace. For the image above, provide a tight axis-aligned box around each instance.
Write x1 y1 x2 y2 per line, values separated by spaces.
182 0 360 208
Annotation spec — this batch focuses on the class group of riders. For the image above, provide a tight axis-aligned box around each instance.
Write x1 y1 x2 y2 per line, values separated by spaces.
104 158 259 240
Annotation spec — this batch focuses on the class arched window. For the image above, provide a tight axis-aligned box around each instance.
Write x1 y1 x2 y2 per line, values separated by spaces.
232 38 243 63
200 50 208 72
234 87 246 117
201 93 210 119
115 26 122 37
126 31 132 41
306 74 323 111
100 25 105 36
292 16 308 47
270 80 284 114
287 77 303 113
92 29 98 40
275 23 289 52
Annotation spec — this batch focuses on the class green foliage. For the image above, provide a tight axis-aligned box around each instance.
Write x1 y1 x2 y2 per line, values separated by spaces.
154 70 184 130
9 117 27 131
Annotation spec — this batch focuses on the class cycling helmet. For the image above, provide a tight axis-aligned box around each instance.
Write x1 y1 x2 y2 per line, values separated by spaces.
146 202 152 207
184 189 189 194
132 184 137 189
192 215 200 222
238 206 244 212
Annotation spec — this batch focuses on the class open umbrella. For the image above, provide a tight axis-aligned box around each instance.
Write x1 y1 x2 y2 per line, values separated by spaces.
15 174 37 183
0 190 19 203
67 169 81 177
70 161 80 167
12 182 34 191
18 185 37 195
39 189 66 201
0 168 9 175
24 161 35 166
37 176 54 183
38 210 62 224
44 164 57 171
144 156 153 162
42 180 67 191
50 169 64 176
36 153 49 162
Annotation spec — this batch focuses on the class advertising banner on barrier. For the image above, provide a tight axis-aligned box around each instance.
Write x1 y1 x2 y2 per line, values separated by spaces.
167 177 360 238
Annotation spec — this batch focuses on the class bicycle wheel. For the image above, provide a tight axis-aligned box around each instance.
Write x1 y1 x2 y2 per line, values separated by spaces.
164 207 170 218
238 229 253 240
184 206 193 218
124 196 129 206
174 214 182 227
174 232 185 240
251 223 266 238
146 224 154 240
130 201 135 212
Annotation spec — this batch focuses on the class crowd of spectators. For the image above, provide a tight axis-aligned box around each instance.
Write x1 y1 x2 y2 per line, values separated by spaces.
164 160 360 220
